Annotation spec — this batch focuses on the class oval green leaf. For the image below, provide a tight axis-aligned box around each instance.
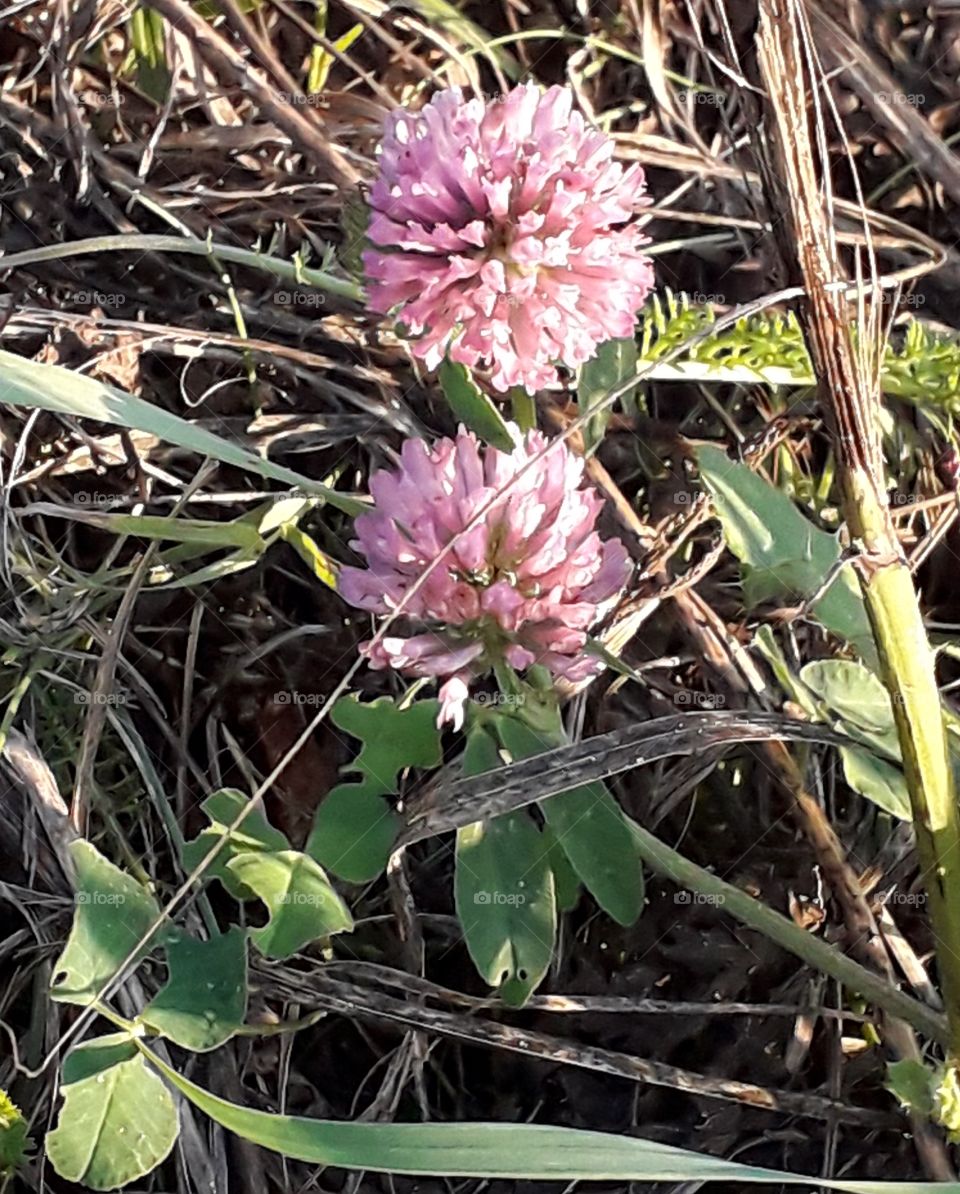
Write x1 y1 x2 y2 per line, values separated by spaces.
51 841 161 1006
47 1056 178 1191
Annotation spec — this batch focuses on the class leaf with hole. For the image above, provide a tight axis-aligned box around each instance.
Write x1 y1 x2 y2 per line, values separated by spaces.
227 850 353 959
455 725 556 1005
51 840 161 1006
141 927 248 1051
47 1055 178 1191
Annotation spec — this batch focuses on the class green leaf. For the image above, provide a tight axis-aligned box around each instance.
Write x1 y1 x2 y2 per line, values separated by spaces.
51 841 161 1006
455 812 556 1006
542 824 581 913
0 1088 28 1175
0 348 361 514
303 697 439 884
455 722 555 1006
696 445 875 662
438 359 515 452
141 928 248 1051
839 747 911 821
62 1034 138 1085
886 1058 935 1116
306 783 400 884
799 660 898 740
578 337 638 454
798 661 910 820
226 850 353 959
47 1056 178 1191
143 1044 960 1192
182 788 289 900
331 696 443 795
493 715 645 926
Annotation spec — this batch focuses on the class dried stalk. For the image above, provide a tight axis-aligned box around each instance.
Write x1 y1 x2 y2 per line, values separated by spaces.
756 0 960 1062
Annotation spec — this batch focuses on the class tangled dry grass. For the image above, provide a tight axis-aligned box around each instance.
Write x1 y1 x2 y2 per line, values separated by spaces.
5 0 960 1191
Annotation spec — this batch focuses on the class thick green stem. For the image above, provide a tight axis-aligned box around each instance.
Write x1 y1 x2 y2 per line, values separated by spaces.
852 494 960 1061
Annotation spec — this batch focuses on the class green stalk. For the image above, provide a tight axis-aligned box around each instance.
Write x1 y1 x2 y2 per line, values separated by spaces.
850 490 960 1061
755 0 960 1062
627 819 947 1045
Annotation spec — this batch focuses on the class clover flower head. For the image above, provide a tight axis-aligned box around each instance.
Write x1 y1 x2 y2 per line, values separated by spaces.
363 83 654 394
339 426 631 728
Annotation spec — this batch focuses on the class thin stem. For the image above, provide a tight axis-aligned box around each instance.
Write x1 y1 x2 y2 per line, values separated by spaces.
628 820 947 1046
0 234 364 303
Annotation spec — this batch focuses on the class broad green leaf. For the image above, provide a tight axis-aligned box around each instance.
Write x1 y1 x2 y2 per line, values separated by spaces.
0 1089 28 1174
141 928 248 1051
455 725 556 1005
840 747 911 821
493 715 645 926
455 813 556 1006
304 697 439 885
696 445 875 662
331 696 443 795
798 661 909 820
62 1034 137 1085
800 660 898 740
438 359 515 452
578 337 638 454
306 784 400 883
227 850 353 959
0 349 362 514
182 788 289 900
52 841 161 1006
144 1044 960 1192
47 1056 178 1190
